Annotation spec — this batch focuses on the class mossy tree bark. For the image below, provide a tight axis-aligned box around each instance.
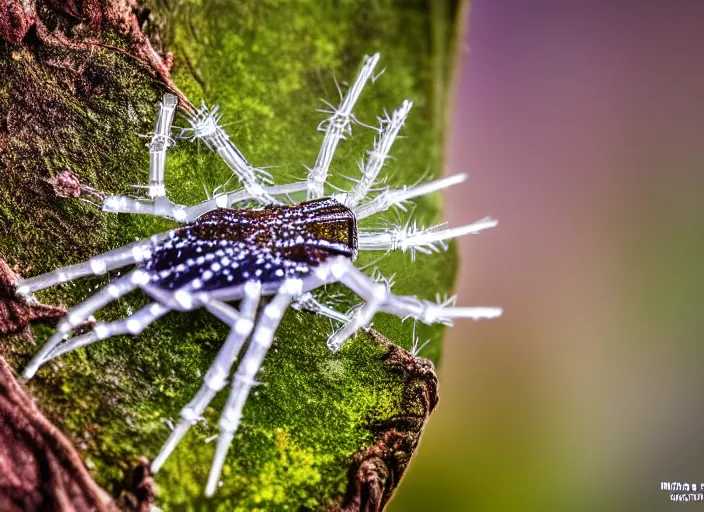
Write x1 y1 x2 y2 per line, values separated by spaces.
0 0 467 510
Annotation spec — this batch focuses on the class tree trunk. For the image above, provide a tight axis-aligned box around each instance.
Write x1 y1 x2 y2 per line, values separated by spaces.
0 0 466 509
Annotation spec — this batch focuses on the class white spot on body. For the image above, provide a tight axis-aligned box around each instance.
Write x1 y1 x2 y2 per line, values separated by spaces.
174 290 193 309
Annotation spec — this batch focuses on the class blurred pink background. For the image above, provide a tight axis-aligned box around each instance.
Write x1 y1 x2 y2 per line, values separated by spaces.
390 2 704 510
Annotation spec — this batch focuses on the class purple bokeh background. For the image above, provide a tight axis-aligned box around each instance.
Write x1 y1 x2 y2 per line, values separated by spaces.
390 2 704 510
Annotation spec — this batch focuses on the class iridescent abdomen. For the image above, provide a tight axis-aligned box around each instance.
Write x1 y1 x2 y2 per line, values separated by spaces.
145 198 358 290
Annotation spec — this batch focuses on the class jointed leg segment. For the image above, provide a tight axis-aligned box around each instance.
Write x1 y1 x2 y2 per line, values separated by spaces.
322 258 502 352
186 105 278 204
45 302 170 361
23 270 145 379
150 283 262 474
343 99 413 207
307 53 381 199
16 232 174 296
205 282 297 496
149 94 179 198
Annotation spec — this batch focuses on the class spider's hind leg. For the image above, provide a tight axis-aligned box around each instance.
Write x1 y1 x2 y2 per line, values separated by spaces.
205 280 299 497
16 231 174 296
42 301 170 364
150 283 262 475
101 94 182 217
148 94 179 199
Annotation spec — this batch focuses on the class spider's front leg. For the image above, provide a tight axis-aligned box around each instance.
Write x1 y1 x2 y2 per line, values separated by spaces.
340 99 413 207
185 104 278 205
358 216 499 261
307 53 381 199
150 283 262 474
16 231 175 297
291 292 351 324
321 257 502 352
22 269 149 379
205 279 300 497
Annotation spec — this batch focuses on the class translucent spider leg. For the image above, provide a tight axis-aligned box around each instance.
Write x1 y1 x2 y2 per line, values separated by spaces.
307 53 381 199
205 281 298 497
186 104 277 204
150 283 262 474
164 181 309 223
292 292 350 324
353 173 468 220
323 257 502 352
103 182 309 222
358 217 499 261
23 269 148 379
148 94 179 198
326 282 386 352
42 302 170 363
16 231 175 296
343 100 413 207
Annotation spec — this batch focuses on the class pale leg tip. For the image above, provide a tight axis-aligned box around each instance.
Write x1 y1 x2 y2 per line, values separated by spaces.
150 459 163 475
22 363 38 380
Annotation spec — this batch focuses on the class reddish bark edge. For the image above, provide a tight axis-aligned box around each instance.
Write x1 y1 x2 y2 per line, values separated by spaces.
329 331 440 512
0 257 66 337
0 356 118 512
0 257 154 511
0 0 193 112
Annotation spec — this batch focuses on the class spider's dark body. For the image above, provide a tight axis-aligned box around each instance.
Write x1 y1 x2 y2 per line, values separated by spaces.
145 197 358 291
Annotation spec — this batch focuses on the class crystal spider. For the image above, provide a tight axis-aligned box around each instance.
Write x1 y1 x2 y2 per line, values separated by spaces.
16 53 502 497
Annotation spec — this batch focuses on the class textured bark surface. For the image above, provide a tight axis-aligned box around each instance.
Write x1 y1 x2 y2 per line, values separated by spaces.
0 357 116 512
0 258 65 337
0 0 464 509
330 332 439 512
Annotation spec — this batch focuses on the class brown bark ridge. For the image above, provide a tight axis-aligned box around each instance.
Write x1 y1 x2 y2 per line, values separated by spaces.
0 0 171 509
0 257 155 511
0 257 65 337
0 356 117 512
0 0 188 108
329 332 440 512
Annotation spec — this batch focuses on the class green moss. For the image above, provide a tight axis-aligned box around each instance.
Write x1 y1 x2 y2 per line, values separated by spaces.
0 0 464 509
